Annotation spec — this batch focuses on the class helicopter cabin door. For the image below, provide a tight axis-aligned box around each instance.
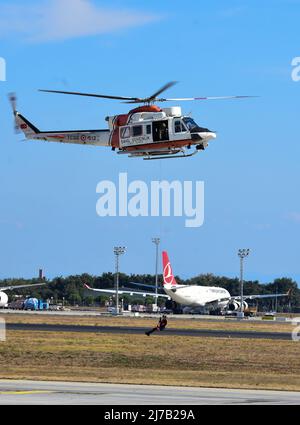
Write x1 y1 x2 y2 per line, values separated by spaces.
152 120 169 143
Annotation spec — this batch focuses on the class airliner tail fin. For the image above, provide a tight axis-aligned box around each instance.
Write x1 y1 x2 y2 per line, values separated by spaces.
162 251 178 288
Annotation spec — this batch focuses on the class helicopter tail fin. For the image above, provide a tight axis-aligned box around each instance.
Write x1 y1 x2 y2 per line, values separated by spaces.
9 93 40 138
15 112 40 138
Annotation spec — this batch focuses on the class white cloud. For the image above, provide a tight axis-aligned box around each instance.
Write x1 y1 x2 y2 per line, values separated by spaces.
0 0 160 43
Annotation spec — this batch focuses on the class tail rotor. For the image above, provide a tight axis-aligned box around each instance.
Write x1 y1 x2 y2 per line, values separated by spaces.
9 92 17 114
8 92 21 134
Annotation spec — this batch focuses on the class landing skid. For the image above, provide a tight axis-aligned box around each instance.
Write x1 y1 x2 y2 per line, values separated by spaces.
143 150 199 161
118 147 199 160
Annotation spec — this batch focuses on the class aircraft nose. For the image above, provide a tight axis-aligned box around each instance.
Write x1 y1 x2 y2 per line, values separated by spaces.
191 131 217 142
199 131 217 140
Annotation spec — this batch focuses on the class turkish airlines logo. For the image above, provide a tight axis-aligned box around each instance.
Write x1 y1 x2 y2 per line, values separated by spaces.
163 262 175 286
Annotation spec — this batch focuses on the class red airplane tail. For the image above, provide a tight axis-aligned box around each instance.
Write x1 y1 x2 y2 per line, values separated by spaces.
162 251 178 288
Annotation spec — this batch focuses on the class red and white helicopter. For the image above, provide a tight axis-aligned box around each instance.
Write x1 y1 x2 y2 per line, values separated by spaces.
10 82 254 160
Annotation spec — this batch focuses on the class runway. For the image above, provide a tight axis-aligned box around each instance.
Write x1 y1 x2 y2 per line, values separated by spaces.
6 322 292 340
0 380 299 405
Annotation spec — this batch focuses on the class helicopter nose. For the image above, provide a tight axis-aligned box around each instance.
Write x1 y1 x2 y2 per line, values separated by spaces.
199 131 217 141
191 131 217 142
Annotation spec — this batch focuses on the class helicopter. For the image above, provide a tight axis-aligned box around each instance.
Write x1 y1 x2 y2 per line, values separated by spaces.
10 82 254 160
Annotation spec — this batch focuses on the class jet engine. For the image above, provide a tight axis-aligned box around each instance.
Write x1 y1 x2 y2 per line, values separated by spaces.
0 292 9 308
228 300 248 311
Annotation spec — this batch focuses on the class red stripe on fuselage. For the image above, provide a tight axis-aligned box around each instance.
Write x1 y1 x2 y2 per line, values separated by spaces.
122 140 192 152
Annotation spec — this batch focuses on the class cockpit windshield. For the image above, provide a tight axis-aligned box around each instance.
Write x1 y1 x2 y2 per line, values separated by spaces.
183 117 210 133
183 118 199 131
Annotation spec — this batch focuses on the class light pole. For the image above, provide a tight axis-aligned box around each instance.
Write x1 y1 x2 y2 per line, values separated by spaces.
114 246 126 315
152 238 160 311
238 249 250 318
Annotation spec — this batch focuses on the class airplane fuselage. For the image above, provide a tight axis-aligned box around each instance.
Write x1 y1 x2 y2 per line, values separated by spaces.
164 285 231 309
0 292 9 308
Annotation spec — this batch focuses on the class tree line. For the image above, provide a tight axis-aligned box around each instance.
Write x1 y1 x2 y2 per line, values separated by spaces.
1 272 299 312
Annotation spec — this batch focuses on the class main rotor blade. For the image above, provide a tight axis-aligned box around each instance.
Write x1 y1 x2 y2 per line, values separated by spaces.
39 89 140 102
123 100 147 104
159 95 258 102
146 81 178 102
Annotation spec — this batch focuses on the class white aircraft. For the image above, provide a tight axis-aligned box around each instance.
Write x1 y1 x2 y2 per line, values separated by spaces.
0 283 46 308
84 251 291 314
83 283 170 300
162 251 291 314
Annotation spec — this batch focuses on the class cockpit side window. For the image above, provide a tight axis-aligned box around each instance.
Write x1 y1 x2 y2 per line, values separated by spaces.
174 120 186 133
121 126 131 139
132 125 143 137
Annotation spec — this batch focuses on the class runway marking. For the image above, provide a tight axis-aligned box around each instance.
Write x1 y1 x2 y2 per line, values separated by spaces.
0 390 54 395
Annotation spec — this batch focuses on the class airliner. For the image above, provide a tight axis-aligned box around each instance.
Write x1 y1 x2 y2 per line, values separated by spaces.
85 251 291 314
161 251 291 314
83 282 170 300
0 283 46 308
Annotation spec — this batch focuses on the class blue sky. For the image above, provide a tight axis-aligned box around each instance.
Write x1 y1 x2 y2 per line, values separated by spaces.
0 0 299 284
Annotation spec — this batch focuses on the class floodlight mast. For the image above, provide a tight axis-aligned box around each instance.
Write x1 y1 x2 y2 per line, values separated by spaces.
238 249 250 317
114 246 126 315
152 238 161 310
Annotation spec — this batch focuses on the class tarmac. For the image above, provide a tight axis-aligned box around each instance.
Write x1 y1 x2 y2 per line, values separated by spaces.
0 309 295 323
1 311 298 406
0 380 299 405
6 322 293 340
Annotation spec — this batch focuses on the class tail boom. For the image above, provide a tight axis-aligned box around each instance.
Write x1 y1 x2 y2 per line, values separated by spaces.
14 112 110 146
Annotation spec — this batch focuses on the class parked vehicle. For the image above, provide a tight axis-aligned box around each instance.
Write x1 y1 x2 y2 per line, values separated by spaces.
24 298 49 311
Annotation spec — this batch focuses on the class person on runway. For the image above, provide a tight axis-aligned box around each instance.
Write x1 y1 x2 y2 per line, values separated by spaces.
145 315 168 336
